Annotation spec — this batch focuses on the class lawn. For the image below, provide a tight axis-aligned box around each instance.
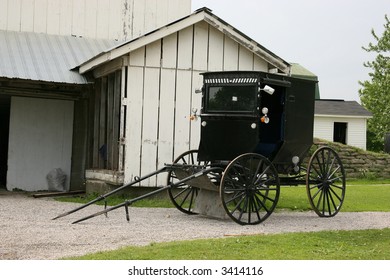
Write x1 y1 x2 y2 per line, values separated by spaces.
68 228 390 260
61 180 390 260
57 180 390 212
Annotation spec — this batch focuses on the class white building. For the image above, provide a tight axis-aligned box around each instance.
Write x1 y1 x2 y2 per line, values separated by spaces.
314 100 372 150
0 0 191 191
78 7 291 189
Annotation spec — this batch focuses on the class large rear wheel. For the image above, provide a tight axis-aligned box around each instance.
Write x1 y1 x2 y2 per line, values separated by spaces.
220 153 280 225
306 147 346 217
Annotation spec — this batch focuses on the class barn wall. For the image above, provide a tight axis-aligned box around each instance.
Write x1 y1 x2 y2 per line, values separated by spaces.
124 23 269 186
0 0 191 41
313 116 368 150
7 97 74 191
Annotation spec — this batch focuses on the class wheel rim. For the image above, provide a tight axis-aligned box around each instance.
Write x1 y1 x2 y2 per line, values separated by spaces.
306 147 346 217
220 153 280 225
167 150 211 215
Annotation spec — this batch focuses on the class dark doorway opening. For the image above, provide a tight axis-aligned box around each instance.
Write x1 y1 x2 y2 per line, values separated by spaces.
0 95 10 188
334 122 347 145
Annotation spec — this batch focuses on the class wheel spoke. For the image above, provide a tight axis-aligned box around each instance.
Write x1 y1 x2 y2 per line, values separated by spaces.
307 147 346 217
221 153 279 225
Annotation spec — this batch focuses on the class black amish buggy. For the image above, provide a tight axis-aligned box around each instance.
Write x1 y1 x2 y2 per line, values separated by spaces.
54 71 346 225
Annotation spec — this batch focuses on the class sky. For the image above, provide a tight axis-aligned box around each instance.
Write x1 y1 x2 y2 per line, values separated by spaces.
191 0 389 102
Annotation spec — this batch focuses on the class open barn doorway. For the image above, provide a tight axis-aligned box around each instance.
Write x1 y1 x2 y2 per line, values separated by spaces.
0 95 11 189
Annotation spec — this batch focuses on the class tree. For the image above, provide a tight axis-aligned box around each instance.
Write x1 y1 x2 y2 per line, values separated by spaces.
359 15 390 152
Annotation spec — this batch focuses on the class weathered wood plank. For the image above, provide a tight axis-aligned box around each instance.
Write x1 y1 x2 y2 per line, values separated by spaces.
141 67 160 186
174 70 192 158
177 26 193 70
239 46 254 70
162 33 178 69
207 26 224 71
124 66 144 183
223 36 239 70
156 68 176 185
193 22 209 71
253 55 268 71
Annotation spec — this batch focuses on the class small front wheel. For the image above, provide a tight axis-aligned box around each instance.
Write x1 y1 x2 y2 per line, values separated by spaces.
166 150 204 215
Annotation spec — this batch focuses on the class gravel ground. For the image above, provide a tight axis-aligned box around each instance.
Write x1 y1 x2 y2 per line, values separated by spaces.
1 192 390 260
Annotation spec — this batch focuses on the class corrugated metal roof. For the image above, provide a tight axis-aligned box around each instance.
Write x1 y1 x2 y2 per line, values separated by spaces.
315 100 372 118
0 30 117 84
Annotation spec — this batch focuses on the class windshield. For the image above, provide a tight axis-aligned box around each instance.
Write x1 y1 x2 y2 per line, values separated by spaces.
207 85 257 112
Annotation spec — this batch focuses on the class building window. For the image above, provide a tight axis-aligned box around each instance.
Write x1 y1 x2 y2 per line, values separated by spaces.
90 70 121 170
334 122 347 145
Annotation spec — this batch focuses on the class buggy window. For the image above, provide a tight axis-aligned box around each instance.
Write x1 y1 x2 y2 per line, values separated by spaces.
207 85 257 112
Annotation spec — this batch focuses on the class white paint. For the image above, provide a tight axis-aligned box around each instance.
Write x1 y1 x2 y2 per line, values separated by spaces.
7 97 74 191
0 0 191 41
119 20 277 187
314 115 369 150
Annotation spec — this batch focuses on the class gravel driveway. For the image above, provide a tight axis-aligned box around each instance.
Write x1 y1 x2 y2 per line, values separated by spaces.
1 193 390 260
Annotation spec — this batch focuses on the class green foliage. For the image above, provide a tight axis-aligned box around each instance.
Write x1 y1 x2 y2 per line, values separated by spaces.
67 228 390 260
359 15 390 152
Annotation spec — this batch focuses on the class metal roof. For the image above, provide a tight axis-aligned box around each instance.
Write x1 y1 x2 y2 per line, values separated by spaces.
315 99 372 118
0 30 117 84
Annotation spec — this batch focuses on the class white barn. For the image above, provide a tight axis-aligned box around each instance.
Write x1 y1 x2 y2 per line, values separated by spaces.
0 0 191 191
1 0 301 192
78 7 292 190
314 100 372 150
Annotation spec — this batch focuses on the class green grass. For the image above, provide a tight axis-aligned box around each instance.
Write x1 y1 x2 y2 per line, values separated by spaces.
278 183 390 212
60 180 390 260
67 228 390 260
57 180 390 212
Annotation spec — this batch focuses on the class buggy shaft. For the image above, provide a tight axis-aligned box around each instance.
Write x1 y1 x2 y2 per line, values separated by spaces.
52 166 170 220
72 166 223 224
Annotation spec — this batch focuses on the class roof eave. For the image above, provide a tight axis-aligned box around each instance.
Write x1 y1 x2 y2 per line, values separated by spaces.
315 114 373 119
78 9 291 75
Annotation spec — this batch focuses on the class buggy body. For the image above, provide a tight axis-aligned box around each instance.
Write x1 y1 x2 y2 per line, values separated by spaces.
198 71 316 174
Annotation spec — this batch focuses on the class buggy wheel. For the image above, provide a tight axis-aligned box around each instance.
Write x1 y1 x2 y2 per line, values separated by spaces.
167 150 204 215
220 153 280 225
306 147 346 217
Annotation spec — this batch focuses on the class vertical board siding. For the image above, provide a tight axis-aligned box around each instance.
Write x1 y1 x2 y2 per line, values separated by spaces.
156 69 176 185
59 0 72 36
6 0 21 31
47 0 61 35
207 26 224 71
177 26 193 69
85 0 98 39
34 0 48 33
124 66 144 183
0 1 8 30
239 46 254 70
2 0 190 40
122 22 272 186
96 0 110 39
223 36 239 70
20 0 34 32
145 40 161 68
141 67 160 185
173 70 192 159
162 33 177 69
314 116 368 150
254 55 268 71
193 22 209 71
